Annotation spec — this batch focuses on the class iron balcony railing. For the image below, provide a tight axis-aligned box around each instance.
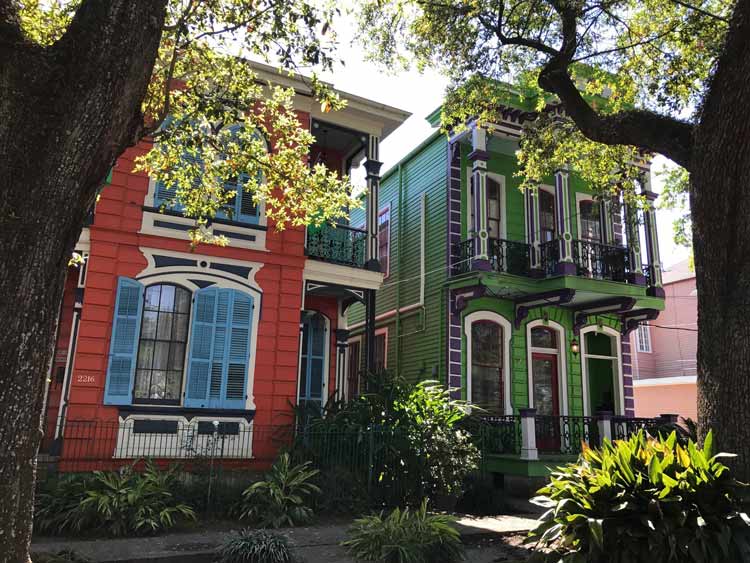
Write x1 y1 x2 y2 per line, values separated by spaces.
573 239 629 282
306 223 367 268
453 237 531 276
539 239 560 276
535 415 599 455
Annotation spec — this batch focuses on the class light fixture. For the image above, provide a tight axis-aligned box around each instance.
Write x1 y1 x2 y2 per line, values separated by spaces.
570 337 580 356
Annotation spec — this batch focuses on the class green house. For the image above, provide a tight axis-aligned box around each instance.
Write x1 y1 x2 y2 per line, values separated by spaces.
347 95 667 480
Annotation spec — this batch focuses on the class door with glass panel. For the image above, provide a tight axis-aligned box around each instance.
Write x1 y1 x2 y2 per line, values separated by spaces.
470 321 504 414
530 326 561 451
298 312 327 415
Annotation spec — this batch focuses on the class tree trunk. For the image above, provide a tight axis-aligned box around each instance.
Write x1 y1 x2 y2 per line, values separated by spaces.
691 0 750 480
0 2 167 560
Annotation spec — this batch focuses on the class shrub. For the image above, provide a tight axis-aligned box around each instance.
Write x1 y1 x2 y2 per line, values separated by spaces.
237 453 320 528
342 500 464 563
528 430 750 563
296 372 479 505
216 529 298 563
35 460 196 537
31 551 90 563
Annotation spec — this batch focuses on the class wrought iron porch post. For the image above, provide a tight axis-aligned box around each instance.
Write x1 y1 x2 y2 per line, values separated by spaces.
641 175 665 297
364 136 382 373
624 199 646 285
469 126 491 270
554 167 576 275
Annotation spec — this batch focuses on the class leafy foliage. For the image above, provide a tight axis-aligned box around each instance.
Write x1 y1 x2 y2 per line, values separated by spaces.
237 453 320 528
296 372 479 505
527 430 750 563
19 0 358 244
35 461 196 537
217 529 298 563
30 551 90 563
342 500 464 563
658 165 693 250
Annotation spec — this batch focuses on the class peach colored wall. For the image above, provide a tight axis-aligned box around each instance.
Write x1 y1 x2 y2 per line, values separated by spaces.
634 382 697 421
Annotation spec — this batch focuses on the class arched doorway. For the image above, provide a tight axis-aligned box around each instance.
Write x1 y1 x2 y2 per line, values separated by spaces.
581 327 623 415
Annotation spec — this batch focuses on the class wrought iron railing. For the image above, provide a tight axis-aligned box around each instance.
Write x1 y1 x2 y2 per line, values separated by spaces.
477 415 521 455
453 238 474 275
642 263 653 287
535 415 598 455
489 238 531 276
573 239 629 282
612 416 661 440
306 223 367 268
539 239 560 276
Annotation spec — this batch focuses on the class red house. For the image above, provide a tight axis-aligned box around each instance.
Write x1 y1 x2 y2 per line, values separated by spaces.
41 62 410 470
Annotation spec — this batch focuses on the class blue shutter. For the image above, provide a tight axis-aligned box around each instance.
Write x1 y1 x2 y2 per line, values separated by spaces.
185 287 218 407
224 290 254 409
185 288 253 409
104 277 144 405
153 152 202 211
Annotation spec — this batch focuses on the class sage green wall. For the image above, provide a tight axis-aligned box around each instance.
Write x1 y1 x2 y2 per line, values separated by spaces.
348 133 449 382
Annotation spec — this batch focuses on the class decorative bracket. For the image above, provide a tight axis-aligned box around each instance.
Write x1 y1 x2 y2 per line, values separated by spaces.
620 308 660 336
514 288 575 329
572 297 637 335
452 284 487 315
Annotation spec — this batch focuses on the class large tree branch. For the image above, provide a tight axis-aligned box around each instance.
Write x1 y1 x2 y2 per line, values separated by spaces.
0 0 26 46
538 61 694 169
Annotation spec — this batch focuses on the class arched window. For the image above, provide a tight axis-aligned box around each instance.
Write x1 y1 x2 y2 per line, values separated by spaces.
134 284 191 404
470 321 504 413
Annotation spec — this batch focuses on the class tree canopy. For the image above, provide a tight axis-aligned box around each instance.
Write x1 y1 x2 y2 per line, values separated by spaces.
18 0 358 245
358 0 731 211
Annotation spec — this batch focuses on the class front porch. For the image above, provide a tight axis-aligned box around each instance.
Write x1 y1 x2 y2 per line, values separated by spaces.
478 411 679 478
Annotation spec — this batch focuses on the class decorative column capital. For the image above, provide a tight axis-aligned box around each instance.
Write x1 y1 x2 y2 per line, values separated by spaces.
468 149 489 162
364 159 383 178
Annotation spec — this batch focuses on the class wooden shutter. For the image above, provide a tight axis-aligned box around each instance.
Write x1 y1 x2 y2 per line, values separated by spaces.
104 277 144 405
185 287 253 409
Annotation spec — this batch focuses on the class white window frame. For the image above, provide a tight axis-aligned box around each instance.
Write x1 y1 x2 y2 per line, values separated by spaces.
636 324 652 353
465 168 507 240
464 311 513 415
374 326 389 369
526 319 568 416
580 325 625 416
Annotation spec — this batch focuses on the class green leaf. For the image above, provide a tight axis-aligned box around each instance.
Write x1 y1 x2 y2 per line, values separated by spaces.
588 518 604 550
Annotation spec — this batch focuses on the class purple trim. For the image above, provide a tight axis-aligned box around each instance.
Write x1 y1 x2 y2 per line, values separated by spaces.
450 326 460 338
621 341 631 353
519 407 537 418
623 376 633 386
625 398 635 410
647 286 666 298
471 258 492 271
467 149 489 161
555 172 566 233
622 365 632 376
621 353 631 364
623 387 634 398
450 351 461 363
528 268 545 278
627 272 647 286
556 261 577 276
451 200 461 212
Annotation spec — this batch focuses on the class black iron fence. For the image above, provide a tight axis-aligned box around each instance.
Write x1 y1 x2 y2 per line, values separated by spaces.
535 415 599 455
475 415 521 455
539 239 560 276
453 238 474 275
453 237 531 276
305 223 367 268
573 239 629 282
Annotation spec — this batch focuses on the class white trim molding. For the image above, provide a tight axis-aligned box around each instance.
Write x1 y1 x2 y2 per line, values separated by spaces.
633 375 697 387
303 259 384 291
463 311 513 415
580 325 625 416
526 319 569 416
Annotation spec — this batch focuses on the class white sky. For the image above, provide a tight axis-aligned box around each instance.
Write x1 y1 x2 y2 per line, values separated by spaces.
315 23 690 269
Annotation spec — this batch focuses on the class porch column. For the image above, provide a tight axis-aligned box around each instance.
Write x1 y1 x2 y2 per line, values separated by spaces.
365 135 382 271
554 168 576 275
641 175 665 297
520 408 538 461
525 187 542 275
469 127 490 270
595 411 613 445
335 329 349 400
365 289 376 373
624 200 645 285
601 199 614 245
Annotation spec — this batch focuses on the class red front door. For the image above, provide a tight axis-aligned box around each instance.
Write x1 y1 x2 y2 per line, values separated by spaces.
532 352 560 451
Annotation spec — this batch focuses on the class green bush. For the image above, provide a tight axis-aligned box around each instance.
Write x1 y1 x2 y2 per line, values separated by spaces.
237 453 320 528
528 430 750 563
342 500 464 563
216 529 298 563
296 372 479 505
35 460 196 537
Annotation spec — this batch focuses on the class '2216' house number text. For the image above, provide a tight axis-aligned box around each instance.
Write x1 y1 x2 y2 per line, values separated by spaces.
76 374 96 384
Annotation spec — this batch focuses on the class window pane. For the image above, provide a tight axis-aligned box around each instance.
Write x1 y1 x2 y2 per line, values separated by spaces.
173 313 189 342
153 341 170 370
165 371 182 400
586 332 613 356
159 285 176 311
174 288 191 314
532 357 556 416
137 341 154 369
169 343 186 370
149 370 166 399
156 312 174 340
531 327 557 349
580 200 601 241
144 286 161 311
141 311 158 339
134 370 150 399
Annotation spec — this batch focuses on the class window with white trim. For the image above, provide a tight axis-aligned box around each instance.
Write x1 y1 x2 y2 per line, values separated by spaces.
636 324 652 353
104 277 255 410
470 320 504 413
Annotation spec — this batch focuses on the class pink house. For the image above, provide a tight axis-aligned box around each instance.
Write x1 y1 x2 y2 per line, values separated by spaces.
631 259 697 421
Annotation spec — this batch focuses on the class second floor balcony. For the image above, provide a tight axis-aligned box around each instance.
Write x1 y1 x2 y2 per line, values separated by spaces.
306 223 368 268
454 236 650 286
